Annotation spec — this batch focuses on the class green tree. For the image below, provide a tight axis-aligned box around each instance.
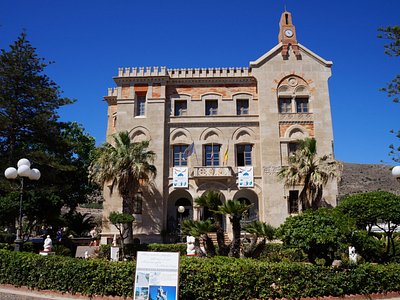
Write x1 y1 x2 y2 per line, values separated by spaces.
63 212 96 237
277 208 355 265
89 131 156 243
216 199 252 258
378 26 400 161
195 191 228 255
243 221 275 258
0 33 96 232
278 137 341 210
108 211 135 259
182 219 215 257
337 191 400 259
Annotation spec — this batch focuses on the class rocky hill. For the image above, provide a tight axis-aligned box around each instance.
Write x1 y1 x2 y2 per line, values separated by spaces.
338 162 400 199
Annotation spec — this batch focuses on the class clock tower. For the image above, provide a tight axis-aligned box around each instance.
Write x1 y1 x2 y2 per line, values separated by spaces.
278 11 301 59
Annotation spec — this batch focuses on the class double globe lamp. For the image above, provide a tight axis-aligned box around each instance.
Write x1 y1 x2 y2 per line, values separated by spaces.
4 158 41 251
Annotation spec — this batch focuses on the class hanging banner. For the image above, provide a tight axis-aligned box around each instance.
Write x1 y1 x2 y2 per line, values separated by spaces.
173 167 188 188
134 251 180 300
238 166 254 188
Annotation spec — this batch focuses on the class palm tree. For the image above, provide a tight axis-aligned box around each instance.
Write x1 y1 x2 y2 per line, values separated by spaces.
243 221 275 258
182 219 216 257
195 191 229 255
216 199 252 258
278 137 341 211
88 131 156 243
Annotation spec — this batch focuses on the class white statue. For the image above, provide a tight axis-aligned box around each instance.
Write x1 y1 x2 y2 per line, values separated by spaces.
186 235 196 256
43 235 53 252
349 246 357 264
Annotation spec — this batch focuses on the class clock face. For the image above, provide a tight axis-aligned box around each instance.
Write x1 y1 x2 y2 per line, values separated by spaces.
284 29 294 37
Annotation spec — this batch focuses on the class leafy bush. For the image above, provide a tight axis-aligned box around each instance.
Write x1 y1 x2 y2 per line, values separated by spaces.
2 250 400 299
0 243 13 251
148 243 186 255
277 208 355 265
0 232 14 244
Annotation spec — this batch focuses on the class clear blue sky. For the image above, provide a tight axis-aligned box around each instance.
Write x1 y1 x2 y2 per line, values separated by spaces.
1 0 399 164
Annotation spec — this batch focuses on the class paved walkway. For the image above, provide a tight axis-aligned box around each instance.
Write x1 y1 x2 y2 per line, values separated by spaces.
1 285 400 300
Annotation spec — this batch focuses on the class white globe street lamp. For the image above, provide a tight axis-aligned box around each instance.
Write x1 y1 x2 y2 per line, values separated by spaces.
4 158 41 251
177 205 185 242
392 166 400 182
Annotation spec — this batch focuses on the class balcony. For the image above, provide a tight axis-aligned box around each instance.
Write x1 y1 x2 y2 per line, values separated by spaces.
192 166 235 178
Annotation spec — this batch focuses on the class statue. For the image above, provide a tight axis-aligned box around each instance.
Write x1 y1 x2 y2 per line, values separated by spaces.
43 235 53 252
156 286 167 300
186 235 196 256
349 246 358 264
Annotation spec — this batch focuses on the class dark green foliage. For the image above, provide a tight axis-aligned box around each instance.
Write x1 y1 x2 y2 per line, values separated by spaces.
242 221 275 258
259 243 308 263
63 212 96 237
378 26 400 161
2 250 400 299
0 33 98 231
147 243 186 255
277 208 355 265
338 191 400 259
108 211 135 259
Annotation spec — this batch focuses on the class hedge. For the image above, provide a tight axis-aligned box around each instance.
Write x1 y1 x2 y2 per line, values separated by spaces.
1 250 400 299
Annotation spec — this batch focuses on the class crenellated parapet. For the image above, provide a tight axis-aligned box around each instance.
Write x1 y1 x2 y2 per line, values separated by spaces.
116 66 252 78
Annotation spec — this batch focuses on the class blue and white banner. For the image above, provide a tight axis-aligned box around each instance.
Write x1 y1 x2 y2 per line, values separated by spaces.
238 166 254 188
173 167 188 188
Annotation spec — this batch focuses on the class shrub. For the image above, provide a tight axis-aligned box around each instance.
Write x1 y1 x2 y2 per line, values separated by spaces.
1 250 400 299
147 243 186 255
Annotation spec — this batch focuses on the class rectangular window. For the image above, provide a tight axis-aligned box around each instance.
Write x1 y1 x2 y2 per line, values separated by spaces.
288 142 298 156
133 192 143 214
205 100 218 116
236 99 249 115
279 98 292 113
236 144 252 166
136 95 146 116
288 190 299 214
204 144 220 166
173 145 188 166
174 100 187 116
296 98 308 113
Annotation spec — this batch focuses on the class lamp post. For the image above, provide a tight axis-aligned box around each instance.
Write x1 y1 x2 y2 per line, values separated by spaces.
178 205 185 242
392 166 400 183
4 158 41 251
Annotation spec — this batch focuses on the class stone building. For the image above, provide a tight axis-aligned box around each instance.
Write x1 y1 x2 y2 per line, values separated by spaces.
100 11 337 244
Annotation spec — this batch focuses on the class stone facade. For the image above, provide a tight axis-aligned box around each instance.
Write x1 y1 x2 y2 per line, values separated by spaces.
100 11 338 244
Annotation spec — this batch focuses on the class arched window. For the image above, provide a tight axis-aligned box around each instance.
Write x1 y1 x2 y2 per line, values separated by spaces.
277 76 310 114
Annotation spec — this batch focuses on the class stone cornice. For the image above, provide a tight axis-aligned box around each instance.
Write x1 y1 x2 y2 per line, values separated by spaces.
168 121 259 128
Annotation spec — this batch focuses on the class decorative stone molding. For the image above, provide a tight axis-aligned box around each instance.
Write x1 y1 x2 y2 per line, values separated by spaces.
278 113 313 122
263 166 281 175
193 167 234 178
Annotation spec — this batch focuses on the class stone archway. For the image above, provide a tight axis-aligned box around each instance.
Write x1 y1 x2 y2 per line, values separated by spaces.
167 190 193 233
233 189 259 224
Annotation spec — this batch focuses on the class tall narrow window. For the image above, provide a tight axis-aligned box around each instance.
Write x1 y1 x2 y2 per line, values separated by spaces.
205 100 218 116
279 98 292 113
236 99 249 115
173 145 188 166
204 144 220 166
136 95 146 116
236 144 252 166
133 192 143 214
296 98 308 113
288 142 298 156
288 190 299 214
174 100 187 116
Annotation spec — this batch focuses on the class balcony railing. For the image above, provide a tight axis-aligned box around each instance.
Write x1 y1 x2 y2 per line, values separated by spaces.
192 166 234 178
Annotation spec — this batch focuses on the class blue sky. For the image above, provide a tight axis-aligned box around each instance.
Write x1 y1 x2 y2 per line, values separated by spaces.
1 0 399 164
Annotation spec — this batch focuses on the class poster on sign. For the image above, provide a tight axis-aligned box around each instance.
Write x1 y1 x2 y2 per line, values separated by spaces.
134 251 180 300
238 166 254 188
172 167 188 188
